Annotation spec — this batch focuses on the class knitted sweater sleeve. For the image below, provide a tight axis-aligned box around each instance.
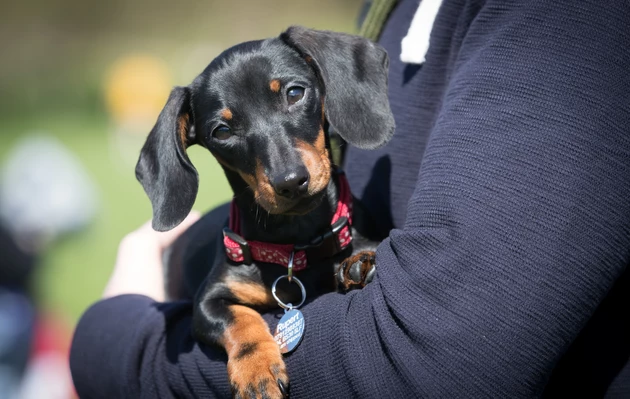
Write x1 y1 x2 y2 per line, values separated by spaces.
70 0 630 397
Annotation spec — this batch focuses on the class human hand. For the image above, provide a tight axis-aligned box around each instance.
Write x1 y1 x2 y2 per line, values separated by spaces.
103 211 201 301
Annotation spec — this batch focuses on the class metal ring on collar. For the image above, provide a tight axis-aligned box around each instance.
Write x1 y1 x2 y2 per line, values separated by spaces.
287 251 294 282
271 275 306 309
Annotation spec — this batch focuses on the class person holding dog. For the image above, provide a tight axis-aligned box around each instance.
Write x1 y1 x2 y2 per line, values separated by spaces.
71 0 630 397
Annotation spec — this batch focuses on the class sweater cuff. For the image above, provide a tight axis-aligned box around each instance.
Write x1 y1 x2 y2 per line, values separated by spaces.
70 295 157 398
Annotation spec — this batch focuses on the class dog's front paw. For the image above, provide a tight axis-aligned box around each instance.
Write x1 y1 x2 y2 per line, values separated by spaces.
336 250 376 292
227 340 289 399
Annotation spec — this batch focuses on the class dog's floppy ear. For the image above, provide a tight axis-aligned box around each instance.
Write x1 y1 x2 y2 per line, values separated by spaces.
135 86 198 231
281 26 395 149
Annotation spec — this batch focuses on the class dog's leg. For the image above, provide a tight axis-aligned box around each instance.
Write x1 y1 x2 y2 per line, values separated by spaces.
336 251 376 292
223 304 288 398
193 279 288 399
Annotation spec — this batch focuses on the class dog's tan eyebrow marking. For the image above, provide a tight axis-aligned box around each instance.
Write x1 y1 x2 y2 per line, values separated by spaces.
269 79 281 93
221 108 233 120
304 55 312 63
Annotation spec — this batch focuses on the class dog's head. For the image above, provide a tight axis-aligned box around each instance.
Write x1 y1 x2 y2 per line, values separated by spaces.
136 26 394 231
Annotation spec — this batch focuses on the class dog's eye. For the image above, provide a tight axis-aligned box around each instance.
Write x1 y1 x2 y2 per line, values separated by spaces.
212 125 232 140
287 87 305 106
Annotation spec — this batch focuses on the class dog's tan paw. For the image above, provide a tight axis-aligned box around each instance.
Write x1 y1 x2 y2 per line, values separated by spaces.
227 340 289 399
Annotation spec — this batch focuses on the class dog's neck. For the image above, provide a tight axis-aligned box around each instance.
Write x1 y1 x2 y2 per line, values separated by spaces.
222 168 339 245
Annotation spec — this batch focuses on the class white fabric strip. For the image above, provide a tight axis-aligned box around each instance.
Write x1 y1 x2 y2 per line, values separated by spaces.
400 0 444 64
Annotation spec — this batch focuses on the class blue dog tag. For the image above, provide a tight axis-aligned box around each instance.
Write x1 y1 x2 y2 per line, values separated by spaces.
274 308 305 354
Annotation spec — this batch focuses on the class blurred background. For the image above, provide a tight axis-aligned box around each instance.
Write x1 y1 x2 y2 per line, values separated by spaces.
0 0 364 396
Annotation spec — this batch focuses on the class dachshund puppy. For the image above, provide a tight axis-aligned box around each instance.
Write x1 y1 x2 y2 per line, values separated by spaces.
136 26 394 398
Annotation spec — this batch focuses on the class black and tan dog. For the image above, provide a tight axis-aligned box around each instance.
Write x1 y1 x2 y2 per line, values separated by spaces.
136 26 394 398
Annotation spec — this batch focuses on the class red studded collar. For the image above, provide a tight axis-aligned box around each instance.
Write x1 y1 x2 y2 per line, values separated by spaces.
222 173 353 271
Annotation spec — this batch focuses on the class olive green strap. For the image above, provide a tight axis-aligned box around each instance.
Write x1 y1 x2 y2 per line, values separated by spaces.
358 0 399 41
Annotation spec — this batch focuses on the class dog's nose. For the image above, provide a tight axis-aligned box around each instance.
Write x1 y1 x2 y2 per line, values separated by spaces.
271 167 309 198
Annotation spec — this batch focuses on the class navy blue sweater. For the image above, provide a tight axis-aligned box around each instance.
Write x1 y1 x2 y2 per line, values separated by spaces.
70 0 630 397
